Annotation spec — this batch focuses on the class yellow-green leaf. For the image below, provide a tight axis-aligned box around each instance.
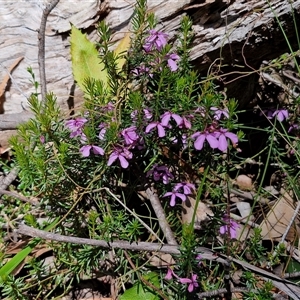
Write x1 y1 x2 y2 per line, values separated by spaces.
70 25 108 93
114 32 131 71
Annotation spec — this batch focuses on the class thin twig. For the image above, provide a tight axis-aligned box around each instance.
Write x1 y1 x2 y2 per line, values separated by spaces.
0 167 19 190
105 188 163 243
198 287 285 299
281 193 300 243
38 0 60 102
16 224 224 263
0 189 38 205
146 187 177 245
16 224 300 299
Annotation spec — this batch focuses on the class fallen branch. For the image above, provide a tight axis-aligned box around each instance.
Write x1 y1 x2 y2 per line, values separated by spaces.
0 112 34 130
0 167 19 191
16 224 300 299
38 0 60 102
146 187 177 245
17 224 224 263
0 189 38 205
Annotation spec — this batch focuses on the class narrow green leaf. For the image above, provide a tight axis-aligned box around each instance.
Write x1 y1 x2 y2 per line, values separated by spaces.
0 218 59 282
70 24 108 93
120 272 160 300
0 241 37 282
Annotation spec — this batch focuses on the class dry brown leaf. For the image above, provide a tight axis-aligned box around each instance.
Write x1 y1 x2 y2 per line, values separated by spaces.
182 196 213 229
149 252 175 268
0 57 24 114
259 189 298 242
235 175 253 190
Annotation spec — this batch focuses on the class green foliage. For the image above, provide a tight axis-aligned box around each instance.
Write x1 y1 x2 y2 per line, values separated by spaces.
3 0 300 299
120 272 160 300
70 24 108 94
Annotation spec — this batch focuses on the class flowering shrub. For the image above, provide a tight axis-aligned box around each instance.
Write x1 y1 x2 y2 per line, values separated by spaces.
9 0 300 299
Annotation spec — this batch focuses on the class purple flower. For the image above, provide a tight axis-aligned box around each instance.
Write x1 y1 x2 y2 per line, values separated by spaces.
107 147 133 169
214 128 238 152
211 107 229 120
166 53 180 72
174 182 195 195
196 254 202 266
39 135 45 144
179 117 192 129
65 117 88 138
145 121 166 137
179 274 199 293
160 111 182 127
220 217 239 239
165 268 178 280
132 65 153 78
98 123 108 140
143 30 168 52
288 123 299 133
121 126 139 145
194 106 206 117
101 102 115 112
163 191 186 206
146 164 174 184
272 109 289 122
191 131 219 151
80 145 104 157
131 108 153 123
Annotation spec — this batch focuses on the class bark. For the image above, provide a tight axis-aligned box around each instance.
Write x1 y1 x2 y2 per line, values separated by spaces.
0 0 299 144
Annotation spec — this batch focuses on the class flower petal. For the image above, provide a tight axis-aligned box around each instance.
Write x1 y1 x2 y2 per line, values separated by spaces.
218 134 228 152
157 124 166 137
119 155 129 168
107 152 118 166
194 134 205 150
80 145 91 157
206 134 219 149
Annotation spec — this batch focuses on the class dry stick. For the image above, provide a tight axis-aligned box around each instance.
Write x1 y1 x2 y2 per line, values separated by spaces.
17 225 300 299
198 288 285 299
145 187 177 245
0 189 38 205
0 167 19 191
38 0 60 102
17 224 224 263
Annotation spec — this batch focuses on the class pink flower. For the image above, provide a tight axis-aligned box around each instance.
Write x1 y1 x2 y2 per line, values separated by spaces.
163 191 186 206
166 53 180 71
160 111 182 127
272 109 289 122
211 107 229 120
107 147 133 169
143 30 168 52
98 123 108 140
39 135 45 144
146 164 174 184
80 145 104 157
132 65 153 78
179 273 199 292
174 182 195 195
65 117 88 138
131 108 153 123
191 131 219 150
121 126 139 145
214 128 238 152
145 121 166 137
178 117 192 129
101 102 115 112
219 217 239 239
288 123 299 133
165 268 178 280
